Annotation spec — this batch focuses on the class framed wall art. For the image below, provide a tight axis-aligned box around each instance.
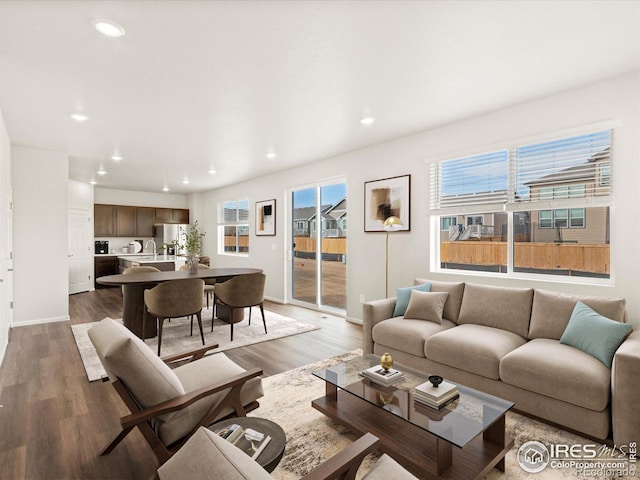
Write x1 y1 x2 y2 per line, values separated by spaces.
255 199 276 236
364 174 411 232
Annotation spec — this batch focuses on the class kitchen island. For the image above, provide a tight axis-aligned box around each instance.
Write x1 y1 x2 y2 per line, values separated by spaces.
118 255 186 272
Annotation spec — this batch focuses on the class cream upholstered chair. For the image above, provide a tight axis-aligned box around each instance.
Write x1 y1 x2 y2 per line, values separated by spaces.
179 263 216 309
157 429 418 480
88 318 264 465
144 278 205 355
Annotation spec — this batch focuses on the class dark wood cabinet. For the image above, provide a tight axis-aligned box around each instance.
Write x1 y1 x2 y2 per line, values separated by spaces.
155 208 189 224
94 204 117 237
94 256 119 288
116 206 137 237
136 207 156 237
173 208 190 224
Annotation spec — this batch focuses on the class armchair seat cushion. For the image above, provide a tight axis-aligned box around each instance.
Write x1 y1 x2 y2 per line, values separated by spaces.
372 318 456 357
500 339 611 411
362 454 419 479
425 324 527 379
157 353 264 446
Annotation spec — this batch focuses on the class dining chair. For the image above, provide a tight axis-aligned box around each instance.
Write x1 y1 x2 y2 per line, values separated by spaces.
144 278 205 355
213 273 266 341
179 263 216 308
88 318 264 466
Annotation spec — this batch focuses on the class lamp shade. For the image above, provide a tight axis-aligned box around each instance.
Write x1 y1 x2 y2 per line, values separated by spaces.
383 216 403 232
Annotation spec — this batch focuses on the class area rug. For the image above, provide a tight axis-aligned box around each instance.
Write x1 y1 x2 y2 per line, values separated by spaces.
71 308 319 381
255 351 624 480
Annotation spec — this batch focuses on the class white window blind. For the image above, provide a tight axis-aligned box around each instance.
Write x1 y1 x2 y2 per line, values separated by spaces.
430 150 508 210
514 130 611 203
221 198 250 223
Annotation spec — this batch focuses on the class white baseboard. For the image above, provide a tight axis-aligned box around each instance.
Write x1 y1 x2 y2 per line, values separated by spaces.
345 316 363 325
12 315 70 328
264 295 285 304
0 337 7 369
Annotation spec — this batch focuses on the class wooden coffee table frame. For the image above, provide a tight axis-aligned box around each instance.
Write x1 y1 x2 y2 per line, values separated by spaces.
312 382 513 479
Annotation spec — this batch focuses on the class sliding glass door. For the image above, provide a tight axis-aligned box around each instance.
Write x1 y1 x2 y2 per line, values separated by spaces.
291 180 347 313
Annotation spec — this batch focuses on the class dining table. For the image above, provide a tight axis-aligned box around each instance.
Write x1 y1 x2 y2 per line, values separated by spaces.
96 267 263 339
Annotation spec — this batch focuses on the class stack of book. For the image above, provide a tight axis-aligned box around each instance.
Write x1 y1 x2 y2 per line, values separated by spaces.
361 365 405 386
213 424 271 460
414 379 459 410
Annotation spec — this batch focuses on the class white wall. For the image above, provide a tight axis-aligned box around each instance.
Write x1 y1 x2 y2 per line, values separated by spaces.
0 108 11 363
94 187 188 208
194 73 640 326
12 145 69 326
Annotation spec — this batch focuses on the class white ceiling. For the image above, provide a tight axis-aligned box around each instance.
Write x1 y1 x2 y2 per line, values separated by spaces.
1 1 639 195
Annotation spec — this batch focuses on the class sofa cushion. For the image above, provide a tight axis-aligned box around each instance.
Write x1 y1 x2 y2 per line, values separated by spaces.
392 282 431 317
560 302 633 368
529 289 627 340
157 427 272 480
157 352 264 446
403 291 449 324
500 339 611 411
373 318 456 358
88 318 185 409
457 283 533 338
425 324 527 380
414 278 465 323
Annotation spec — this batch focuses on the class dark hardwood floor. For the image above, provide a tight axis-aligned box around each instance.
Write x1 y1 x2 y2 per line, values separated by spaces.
0 287 363 479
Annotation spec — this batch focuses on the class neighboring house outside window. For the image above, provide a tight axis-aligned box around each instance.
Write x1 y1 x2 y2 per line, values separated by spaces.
218 198 250 255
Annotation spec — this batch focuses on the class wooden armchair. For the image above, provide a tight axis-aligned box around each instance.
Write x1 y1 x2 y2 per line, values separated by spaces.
88 318 264 465
157 430 418 480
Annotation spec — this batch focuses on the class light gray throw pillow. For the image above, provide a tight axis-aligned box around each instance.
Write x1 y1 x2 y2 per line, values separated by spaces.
403 290 449 324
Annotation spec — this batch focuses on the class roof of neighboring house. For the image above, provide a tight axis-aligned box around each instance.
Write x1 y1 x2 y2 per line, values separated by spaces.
524 147 610 187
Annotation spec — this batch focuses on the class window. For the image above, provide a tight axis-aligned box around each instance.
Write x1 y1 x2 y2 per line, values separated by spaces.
218 198 249 255
441 216 457 231
431 129 612 279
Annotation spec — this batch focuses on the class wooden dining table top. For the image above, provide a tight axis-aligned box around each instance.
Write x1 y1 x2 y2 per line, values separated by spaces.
96 267 263 286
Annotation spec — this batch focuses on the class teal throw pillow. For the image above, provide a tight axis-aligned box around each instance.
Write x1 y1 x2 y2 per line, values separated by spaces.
393 282 431 317
560 301 633 368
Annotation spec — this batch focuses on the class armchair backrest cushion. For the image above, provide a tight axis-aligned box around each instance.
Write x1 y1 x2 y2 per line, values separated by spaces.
88 318 185 408
157 427 273 480
529 289 627 340
457 283 533 338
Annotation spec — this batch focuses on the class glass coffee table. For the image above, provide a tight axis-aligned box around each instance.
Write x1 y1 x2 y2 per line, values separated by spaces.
312 354 514 479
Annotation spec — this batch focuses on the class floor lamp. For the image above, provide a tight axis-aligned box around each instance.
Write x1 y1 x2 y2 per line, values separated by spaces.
383 215 404 298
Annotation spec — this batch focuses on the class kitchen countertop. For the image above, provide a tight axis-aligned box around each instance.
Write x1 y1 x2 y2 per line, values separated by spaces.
95 253 159 257
118 255 185 264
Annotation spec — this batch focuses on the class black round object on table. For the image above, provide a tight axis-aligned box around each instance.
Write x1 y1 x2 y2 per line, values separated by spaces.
209 417 286 473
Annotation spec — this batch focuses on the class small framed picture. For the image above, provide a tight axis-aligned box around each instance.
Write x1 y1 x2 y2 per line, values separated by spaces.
364 174 411 232
255 199 276 236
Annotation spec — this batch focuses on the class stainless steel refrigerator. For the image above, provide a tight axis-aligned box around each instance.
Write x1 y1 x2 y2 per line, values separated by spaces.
154 224 189 255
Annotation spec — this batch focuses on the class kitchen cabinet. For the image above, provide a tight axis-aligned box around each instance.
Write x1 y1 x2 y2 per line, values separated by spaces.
94 256 118 288
155 208 189 224
94 204 117 237
136 207 156 237
117 206 137 237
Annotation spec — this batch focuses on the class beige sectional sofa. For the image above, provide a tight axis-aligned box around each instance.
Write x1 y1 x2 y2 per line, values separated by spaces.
363 278 640 445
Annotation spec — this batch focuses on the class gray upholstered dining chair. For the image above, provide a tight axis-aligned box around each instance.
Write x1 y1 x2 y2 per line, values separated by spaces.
144 278 205 355
179 263 216 309
156 429 418 480
213 273 266 341
88 318 264 466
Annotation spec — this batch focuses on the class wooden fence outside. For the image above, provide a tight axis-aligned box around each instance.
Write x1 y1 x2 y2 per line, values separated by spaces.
441 241 609 274
293 236 347 255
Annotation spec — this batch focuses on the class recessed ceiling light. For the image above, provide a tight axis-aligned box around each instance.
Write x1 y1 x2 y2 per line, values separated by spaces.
111 155 123 161
208 167 217 174
92 19 126 38
182 178 190 185
360 116 376 125
266 152 277 159
162 186 170 192
70 113 89 122
97 168 107 175
89 179 97 185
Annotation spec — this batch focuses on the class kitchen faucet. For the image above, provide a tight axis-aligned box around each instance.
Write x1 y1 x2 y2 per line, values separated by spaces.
145 240 157 255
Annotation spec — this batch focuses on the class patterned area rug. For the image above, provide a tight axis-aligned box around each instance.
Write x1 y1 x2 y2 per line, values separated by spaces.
256 351 622 480
71 308 319 381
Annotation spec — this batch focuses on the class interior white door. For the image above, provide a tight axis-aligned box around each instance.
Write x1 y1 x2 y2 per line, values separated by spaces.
68 208 92 294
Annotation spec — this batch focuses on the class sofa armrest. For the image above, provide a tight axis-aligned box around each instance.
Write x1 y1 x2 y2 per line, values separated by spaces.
612 329 640 445
362 298 396 354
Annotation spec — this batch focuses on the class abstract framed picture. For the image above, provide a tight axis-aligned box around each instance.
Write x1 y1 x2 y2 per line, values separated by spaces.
255 199 276 236
364 174 411 232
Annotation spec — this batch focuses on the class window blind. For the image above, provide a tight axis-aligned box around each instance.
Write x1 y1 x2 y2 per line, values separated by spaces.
221 198 250 223
514 130 611 203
